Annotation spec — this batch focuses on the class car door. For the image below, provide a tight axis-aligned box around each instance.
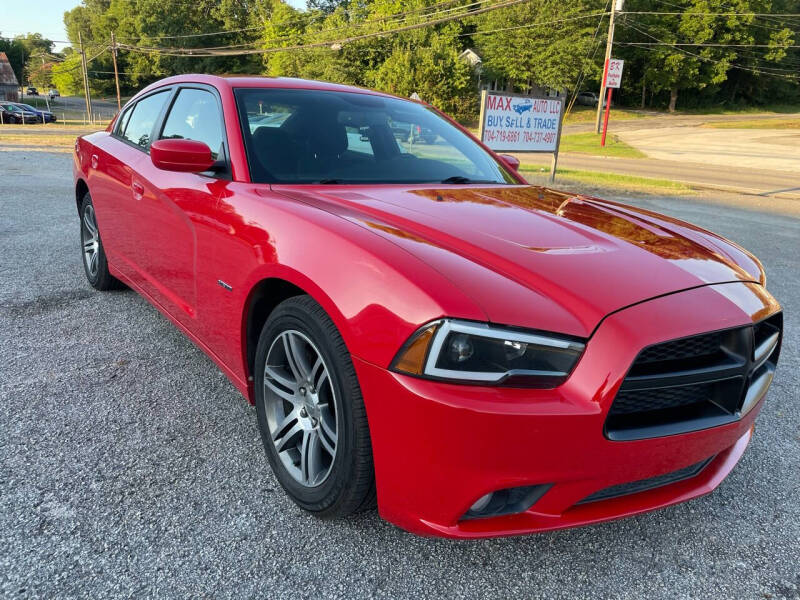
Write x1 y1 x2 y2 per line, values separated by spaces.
128 85 229 333
92 89 172 279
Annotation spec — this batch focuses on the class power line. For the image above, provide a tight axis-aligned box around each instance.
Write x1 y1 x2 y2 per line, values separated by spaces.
622 11 800 17
463 11 609 36
619 42 800 47
117 0 534 57
113 0 480 46
49 46 108 74
169 0 494 51
622 21 799 81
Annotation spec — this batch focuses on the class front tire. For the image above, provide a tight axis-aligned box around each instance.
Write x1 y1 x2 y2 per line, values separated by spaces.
80 193 123 291
254 296 376 517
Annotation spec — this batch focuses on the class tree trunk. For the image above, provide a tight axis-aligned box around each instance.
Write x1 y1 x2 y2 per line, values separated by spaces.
641 78 646 109
668 87 678 112
730 78 739 104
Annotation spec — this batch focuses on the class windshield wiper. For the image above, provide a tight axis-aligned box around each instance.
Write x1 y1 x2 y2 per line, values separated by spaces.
440 176 495 184
316 178 344 184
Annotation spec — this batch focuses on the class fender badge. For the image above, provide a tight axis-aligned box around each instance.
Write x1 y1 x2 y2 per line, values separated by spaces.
217 280 233 291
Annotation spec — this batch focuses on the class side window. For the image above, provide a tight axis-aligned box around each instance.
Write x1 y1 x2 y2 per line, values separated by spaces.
115 105 133 136
160 88 223 158
121 90 169 150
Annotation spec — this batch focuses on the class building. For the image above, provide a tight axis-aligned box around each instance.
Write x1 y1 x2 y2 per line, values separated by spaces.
0 52 20 101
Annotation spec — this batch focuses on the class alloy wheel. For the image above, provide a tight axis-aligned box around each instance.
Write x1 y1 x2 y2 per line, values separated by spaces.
263 330 339 487
81 204 100 278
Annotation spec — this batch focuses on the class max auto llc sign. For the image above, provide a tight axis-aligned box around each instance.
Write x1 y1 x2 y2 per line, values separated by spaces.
478 91 564 153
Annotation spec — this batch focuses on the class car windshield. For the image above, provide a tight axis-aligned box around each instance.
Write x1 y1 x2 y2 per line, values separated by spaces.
234 88 516 185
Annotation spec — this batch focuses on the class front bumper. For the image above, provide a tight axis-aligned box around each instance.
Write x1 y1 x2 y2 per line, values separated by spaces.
356 281 780 538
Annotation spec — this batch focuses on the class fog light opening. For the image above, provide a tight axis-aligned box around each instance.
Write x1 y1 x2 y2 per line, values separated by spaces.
469 492 494 513
462 484 553 521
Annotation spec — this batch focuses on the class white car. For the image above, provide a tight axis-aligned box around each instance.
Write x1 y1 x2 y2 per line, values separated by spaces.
48 89 60 99
576 91 609 108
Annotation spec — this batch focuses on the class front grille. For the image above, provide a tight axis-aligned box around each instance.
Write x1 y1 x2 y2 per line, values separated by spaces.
612 383 713 414
637 332 722 364
577 457 714 504
606 313 782 441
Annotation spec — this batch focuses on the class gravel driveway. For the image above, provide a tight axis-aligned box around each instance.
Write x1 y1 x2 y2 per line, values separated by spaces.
1 150 798 599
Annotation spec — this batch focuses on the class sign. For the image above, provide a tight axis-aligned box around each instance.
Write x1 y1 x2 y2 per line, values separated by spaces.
605 59 624 89
478 92 564 153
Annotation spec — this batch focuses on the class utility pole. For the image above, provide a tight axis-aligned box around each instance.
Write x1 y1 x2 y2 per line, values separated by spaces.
111 32 121 111
42 57 51 112
78 31 93 123
595 0 624 134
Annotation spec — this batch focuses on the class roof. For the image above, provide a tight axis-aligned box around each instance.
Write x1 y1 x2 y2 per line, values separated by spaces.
134 74 403 104
0 52 19 86
458 49 482 66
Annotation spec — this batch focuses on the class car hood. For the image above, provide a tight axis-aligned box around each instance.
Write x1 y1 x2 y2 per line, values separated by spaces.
272 184 763 337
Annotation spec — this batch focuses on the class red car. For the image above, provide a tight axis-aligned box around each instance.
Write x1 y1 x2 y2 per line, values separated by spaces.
73 75 782 539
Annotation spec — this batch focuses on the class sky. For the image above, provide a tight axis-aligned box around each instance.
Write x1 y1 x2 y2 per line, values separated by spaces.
0 0 79 51
0 0 306 52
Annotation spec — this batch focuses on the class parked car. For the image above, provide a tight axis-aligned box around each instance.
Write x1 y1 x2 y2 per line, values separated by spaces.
0 103 39 124
48 89 60 99
73 75 782 539
576 91 610 107
26 86 39 96
12 102 57 123
390 120 437 144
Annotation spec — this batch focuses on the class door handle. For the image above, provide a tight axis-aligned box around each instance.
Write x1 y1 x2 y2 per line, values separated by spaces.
132 182 144 201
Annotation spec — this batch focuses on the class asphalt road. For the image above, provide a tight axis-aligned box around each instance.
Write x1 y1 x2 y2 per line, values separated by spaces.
1 150 798 599
551 154 800 200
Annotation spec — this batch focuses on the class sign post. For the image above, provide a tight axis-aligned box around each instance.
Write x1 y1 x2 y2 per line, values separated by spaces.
600 58 624 147
478 91 565 183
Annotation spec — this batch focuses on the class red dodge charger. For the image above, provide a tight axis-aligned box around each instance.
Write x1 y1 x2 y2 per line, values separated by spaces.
73 75 782 538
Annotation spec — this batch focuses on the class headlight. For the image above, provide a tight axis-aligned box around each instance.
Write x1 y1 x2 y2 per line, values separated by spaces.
390 319 585 388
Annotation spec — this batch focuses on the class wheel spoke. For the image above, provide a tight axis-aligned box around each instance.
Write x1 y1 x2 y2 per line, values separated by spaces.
264 375 297 403
83 209 97 236
282 333 306 382
264 365 297 393
89 251 98 274
274 420 302 453
318 407 337 456
300 430 322 485
288 332 313 380
83 240 95 252
271 409 299 441
311 356 328 391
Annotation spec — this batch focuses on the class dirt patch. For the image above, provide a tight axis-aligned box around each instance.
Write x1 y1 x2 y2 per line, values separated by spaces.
1 289 95 317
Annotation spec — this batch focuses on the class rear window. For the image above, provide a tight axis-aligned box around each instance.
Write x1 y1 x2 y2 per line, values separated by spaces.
234 88 515 185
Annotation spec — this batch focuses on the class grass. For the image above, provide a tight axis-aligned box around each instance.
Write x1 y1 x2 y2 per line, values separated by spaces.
676 103 800 116
703 118 800 129
563 104 645 124
559 132 646 158
519 164 693 195
0 125 107 152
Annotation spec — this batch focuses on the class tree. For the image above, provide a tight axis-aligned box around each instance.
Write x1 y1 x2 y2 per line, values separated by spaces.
617 0 796 111
475 0 606 93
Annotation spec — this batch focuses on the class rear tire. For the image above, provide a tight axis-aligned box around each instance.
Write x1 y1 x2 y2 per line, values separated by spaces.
254 295 376 517
80 193 123 291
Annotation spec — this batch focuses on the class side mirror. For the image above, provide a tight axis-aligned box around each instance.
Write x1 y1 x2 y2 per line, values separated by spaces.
498 154 520 172
150 138 214 173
